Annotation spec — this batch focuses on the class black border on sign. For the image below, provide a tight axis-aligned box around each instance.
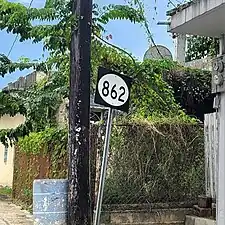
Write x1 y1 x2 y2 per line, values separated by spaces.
94 67 133 113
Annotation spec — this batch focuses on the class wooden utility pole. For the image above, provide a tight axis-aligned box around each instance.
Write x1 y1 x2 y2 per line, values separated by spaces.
68 0 93 224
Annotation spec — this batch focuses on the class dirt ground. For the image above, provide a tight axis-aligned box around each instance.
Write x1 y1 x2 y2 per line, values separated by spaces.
0 195 33 225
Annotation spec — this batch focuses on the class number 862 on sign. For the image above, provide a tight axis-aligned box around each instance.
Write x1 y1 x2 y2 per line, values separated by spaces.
94 68 133 113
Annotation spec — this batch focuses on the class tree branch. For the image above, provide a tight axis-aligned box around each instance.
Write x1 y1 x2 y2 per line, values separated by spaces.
93 33 137 68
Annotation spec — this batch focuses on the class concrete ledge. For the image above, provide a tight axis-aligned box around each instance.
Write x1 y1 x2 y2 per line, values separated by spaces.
101 208 193 225
185 57 212 71
185 215 216 225
103 202 197 211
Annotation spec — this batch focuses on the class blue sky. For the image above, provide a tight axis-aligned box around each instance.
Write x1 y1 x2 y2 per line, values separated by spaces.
0 0 176 89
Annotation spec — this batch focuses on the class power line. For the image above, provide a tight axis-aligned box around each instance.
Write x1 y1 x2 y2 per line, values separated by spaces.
7 35 19 57
168 0 177 8
7 0 35 57
133 1 164 59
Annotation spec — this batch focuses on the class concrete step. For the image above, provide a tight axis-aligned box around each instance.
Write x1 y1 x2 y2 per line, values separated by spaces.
110 222 184 225
110 223 184 225
110 209 192 224
193 205 211 218
101 208 192 224
185 215 216 225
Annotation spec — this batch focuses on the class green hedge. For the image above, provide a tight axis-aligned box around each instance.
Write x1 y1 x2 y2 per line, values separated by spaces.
103 120 204 204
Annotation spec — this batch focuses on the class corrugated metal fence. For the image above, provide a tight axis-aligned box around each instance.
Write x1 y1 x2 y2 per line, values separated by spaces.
204 112 219 199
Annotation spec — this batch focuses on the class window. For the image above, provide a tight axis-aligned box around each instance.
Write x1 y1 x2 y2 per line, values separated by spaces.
4 146 8 163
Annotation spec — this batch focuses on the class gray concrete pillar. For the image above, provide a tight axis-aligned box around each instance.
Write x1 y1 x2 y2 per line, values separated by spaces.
175 34 186 65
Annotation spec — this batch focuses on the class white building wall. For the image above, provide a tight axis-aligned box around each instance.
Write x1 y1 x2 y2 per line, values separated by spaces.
0 114 25 187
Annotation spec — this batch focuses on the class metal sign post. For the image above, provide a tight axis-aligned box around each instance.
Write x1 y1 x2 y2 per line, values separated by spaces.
93 67 132 225
94 107 113 225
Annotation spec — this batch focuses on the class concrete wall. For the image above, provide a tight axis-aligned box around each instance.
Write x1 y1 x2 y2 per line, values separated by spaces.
185 57 212 71
55 98 69 128
185 216 216 225
175 34 186 64
0 114 25 187
2 71 46 91
101 208 193 225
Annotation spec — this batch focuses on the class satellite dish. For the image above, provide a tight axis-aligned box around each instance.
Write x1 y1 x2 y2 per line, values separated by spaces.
143 45 173 61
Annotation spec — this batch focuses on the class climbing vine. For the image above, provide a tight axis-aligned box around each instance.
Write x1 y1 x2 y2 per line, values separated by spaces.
18 127 67 155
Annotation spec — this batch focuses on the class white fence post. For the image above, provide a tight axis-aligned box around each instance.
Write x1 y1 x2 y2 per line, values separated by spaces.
204 112 219 199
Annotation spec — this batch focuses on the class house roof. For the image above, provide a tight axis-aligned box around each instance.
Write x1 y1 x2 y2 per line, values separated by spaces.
167 0 225 37
2 71 45 91
166 1 194 16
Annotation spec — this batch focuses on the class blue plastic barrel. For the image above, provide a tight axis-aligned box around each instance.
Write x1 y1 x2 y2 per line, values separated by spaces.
33 179 68 225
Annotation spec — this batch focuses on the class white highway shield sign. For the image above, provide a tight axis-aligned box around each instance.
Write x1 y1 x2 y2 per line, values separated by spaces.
94 67 132 112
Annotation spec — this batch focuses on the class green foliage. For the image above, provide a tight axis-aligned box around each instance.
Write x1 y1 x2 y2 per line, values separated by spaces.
3 0 208 209
98 5 144 24
91 41 180 116
186 35 219 61
0 91 26 117
0 70 67 144
0 54 48 76
23 188 32 199
0 0 145 58
128 110 198 125
163 64 212 120
13 118 204 206
0 51 212 143
18 127 67 155
0 0 212 144
0 0 149 143
12 126 68 206
0 186 12 196
12 128 63 207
